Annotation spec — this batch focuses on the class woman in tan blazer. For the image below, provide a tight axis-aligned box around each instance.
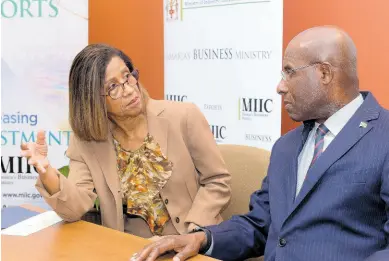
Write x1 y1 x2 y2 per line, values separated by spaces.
20 44 231 239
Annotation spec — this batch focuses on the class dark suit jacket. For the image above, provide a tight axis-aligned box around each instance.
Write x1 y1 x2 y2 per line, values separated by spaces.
208 92 389 261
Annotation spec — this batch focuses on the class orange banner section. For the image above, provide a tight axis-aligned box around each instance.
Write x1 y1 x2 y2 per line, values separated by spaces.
89 1 164 100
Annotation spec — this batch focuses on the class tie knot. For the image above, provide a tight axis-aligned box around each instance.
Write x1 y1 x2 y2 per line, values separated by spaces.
316 124 330 137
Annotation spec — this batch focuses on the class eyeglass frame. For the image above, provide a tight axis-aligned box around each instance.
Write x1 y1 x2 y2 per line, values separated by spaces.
281 62 324 81
101 68 140 100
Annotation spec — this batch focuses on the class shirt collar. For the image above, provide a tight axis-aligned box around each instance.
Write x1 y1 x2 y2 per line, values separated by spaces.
318 94 364 136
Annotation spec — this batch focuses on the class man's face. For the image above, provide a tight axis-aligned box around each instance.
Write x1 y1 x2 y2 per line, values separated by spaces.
277 46 327 122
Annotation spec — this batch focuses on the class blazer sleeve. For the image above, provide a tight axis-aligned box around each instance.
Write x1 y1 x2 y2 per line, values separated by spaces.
35 134 97 222
364 152 389 261
183 103 232 228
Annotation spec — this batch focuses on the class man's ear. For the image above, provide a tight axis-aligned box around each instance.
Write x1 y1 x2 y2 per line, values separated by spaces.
319 62 333 85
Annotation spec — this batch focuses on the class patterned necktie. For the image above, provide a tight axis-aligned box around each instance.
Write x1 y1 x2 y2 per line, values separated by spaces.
310 124 330 168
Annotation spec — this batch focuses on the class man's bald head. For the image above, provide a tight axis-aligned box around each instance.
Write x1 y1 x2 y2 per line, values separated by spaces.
286 26 358 86
277 26 360 123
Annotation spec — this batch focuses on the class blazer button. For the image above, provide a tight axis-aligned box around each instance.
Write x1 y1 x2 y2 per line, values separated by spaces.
164 199 169 205
175 217 180 223
278 238 287 247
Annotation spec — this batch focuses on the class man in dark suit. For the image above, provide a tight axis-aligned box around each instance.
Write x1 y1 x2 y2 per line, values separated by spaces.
133 26 389 261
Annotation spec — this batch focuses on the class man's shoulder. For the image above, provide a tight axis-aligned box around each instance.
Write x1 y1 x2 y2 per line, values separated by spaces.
372 107 389 139
377 107 389 123
275 124 305 146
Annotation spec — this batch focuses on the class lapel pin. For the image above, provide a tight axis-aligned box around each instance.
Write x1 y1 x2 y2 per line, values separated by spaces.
359 121 368 128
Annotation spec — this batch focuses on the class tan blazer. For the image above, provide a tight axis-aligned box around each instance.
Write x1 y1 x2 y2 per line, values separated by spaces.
36 99 231 234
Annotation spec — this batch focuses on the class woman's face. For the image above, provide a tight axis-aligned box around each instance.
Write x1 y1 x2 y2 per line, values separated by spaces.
104 56 143 118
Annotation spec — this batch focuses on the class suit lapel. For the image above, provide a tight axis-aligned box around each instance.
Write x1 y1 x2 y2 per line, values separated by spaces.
286 121 314 210
147 99 169 157
286 143 300 211
92 135 119 196
286 93 380 219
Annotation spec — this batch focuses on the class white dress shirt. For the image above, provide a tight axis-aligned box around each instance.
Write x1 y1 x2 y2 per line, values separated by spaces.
295 94 364 196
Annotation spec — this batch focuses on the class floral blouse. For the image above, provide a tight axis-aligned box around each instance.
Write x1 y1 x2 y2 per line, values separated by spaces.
114 134 173 235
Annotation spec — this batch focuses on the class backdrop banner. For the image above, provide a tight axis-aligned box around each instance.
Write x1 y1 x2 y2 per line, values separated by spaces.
1 0 88 208
163 0 283 151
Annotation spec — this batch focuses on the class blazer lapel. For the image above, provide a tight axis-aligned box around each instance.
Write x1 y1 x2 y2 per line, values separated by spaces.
287 93 380 218
286 121 314 210
147 99 169 157
91 135 119 197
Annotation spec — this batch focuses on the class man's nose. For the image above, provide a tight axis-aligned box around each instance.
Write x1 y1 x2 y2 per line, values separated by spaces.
276 79 288 95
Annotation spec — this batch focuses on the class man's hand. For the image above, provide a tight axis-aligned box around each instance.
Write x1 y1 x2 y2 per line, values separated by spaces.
132 232 207 261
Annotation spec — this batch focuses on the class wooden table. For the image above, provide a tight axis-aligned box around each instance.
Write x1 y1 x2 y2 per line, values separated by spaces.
2 205 217 261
